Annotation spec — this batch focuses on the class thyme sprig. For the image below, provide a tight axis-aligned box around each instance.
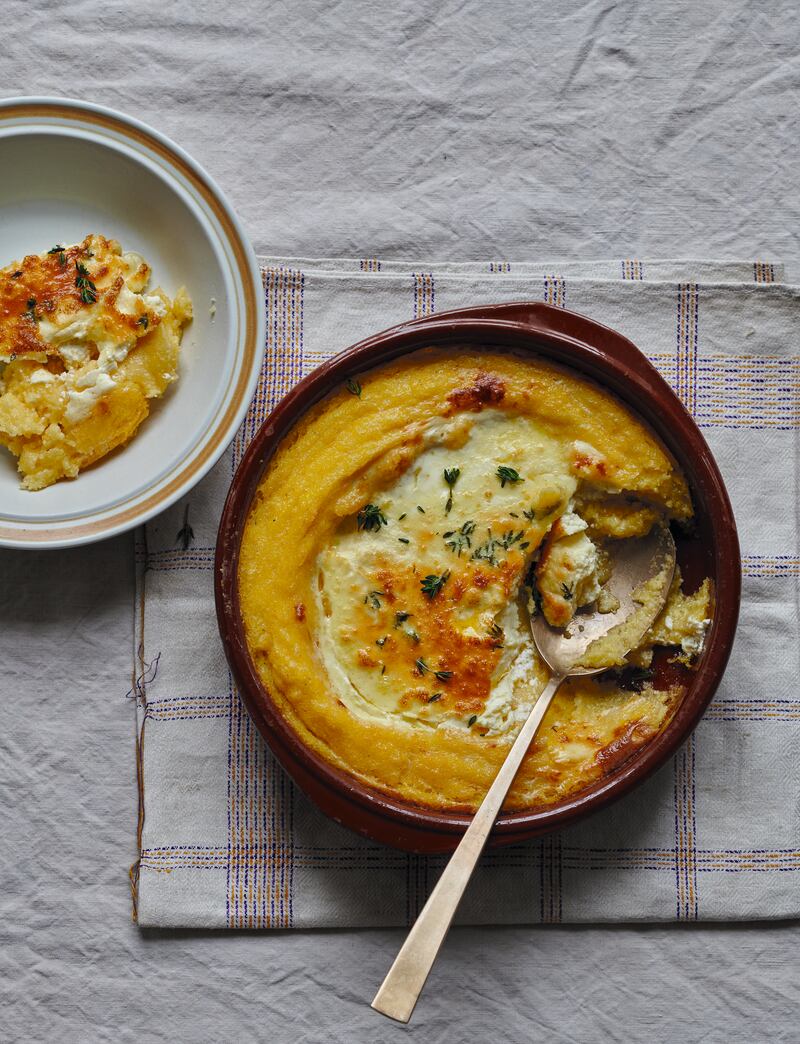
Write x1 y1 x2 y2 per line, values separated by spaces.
443 467 460 514
357 503 387 532
415 658 452 682
74 261 97 305
443 520 476 556
421 570 450 599
496 465 522 487
47 244 67 267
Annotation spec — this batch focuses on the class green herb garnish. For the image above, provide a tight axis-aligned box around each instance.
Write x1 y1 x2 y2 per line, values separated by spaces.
443 467 460 514
467 715 477 727
415 657 430 675
421 571 450 599
23 297 38 321
364 590 385 610
487 622 504 648
74 261 97 305
357 504 387 532
345 377 362 397
472 531 499 567
47 244 67 267
434 669 453 682
428 692 443 703
499 529 525 550
561 582 574 600
137 315 149 329
444 520 476 556
394 611 411 627
398 513 407 521
398 537 410 545
496 465 522 487
416 505 425 514
522 508 536 521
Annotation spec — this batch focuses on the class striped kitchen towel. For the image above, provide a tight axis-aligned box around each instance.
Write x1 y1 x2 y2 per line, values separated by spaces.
132 258 799 927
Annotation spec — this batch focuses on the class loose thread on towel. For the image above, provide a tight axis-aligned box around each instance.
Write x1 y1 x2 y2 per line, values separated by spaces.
129 525 150 924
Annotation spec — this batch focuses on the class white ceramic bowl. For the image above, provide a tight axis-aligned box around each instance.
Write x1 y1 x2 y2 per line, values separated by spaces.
0 97 264 548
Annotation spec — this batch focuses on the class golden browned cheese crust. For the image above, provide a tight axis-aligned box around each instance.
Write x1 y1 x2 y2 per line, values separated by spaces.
0 234 192 488
239 348 706 813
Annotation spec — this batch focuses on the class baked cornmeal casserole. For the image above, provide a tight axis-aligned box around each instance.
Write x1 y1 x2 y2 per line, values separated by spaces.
239 349 713 813
0 234 192 489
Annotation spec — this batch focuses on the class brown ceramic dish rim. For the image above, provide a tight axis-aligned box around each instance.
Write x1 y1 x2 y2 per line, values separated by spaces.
215 301 741 852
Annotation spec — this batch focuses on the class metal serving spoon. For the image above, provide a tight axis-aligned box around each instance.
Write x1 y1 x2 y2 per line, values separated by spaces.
372 525 677 1023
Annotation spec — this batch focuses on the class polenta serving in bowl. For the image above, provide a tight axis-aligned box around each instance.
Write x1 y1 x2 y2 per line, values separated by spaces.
0 234 191 489
237 348 713 815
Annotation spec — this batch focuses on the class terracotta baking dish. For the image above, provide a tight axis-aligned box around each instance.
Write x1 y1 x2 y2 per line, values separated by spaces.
215 302 740 853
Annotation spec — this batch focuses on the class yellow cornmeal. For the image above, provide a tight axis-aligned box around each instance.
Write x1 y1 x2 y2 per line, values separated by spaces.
239 348 712 813
0 234 192 489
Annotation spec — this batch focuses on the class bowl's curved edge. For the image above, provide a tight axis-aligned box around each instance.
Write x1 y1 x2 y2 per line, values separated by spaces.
215 300 741 853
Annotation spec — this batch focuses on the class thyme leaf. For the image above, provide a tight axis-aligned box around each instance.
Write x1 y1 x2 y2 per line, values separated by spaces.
496 465 522 487
364 590 385 611
421 570 450 599
444 520 476 556
74 261 97 305
345 377 362 397
48 244 67 267
443 466 460 513
487 622 504 648
357 503 387 532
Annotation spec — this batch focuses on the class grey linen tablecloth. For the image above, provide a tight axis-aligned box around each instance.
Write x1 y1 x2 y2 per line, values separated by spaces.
3 0 800 1040
135 256 800 928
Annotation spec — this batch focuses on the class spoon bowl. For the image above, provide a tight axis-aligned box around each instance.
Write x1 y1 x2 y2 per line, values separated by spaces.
531 524 677 676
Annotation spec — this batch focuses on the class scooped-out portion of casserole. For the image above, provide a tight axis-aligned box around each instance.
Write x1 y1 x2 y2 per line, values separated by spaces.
0 234 192 489
238 349 712 813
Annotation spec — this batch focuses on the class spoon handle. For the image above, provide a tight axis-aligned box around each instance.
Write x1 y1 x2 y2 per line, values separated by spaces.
371 670 566 1023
